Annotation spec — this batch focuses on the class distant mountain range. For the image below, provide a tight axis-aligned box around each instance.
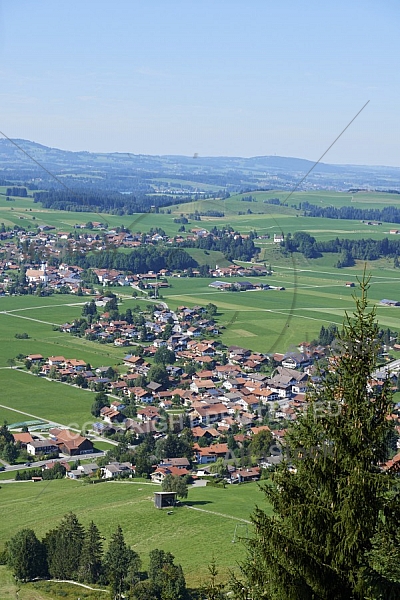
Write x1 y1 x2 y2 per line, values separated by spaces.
0 138 399 193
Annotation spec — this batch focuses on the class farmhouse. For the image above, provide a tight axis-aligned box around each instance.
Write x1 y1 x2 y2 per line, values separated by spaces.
102 462 133 479
12 432 34 446
27 354 44 363
151 465 190 484
49 428 94 456
274 233 284 243
234 467 261 483
27 440 59 456
193 442 229 464
191 402 229 425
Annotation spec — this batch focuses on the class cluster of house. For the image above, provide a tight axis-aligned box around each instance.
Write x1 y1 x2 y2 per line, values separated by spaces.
29 448 265 484
20 337 400 480
209 280 284 292
67 304 221 347
90 347 325 436
0 220 269 295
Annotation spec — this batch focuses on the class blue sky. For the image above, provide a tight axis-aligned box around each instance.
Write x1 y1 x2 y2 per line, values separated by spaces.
1 1 399 165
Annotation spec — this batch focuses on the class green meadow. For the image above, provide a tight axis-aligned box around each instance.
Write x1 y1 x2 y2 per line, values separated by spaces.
0 294 151 369
2 188 400 241
163 266 400 353
0 189 399 597
0 479 268 586
0 368 97 428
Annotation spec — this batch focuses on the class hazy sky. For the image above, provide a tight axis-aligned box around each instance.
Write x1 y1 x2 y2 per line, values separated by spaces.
1 1 399 166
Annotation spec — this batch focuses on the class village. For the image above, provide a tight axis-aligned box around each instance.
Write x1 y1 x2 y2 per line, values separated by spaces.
6 291 400 488
0 219 272 295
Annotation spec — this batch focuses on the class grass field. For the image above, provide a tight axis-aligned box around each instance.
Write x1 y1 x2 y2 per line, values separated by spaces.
0 567 108 600
0 479 268 586
0 187 399 596
0 294 150 369
2 189 400 241
162 266 400 352
2 263 397 360
0 368 97 428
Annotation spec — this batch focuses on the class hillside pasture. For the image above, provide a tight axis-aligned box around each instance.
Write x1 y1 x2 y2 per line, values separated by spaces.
0 478 268 586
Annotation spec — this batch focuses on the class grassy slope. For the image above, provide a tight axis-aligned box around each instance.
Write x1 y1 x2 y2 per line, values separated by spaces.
0 479 268 586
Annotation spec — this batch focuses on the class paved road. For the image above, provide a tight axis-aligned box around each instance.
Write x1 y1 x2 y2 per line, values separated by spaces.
2 452 106 473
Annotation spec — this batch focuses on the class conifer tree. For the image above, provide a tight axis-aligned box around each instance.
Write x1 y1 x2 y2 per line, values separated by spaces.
148 549 187 600
6 528 47 581
232 277 400 599
78 521 103 584
103 525 140 600
44 512 85 580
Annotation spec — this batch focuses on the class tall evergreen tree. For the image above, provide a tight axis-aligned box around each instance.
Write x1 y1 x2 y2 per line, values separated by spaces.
6 528 47 581
78 521 103 584
103 525 140 600
44 513 85 580
148 549 187 600
232 277 400 599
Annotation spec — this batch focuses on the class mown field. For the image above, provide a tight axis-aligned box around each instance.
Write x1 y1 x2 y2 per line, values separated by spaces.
162 266 400 353
0 479 268 586
0 368 97 429
0 293 150 368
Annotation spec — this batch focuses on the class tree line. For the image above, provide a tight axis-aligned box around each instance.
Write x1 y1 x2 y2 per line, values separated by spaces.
3 513 188 599
66 245 197 272
301 200 400 225
6 187 28 197
181 231 258 262
282 231 400 265
33 190 196 215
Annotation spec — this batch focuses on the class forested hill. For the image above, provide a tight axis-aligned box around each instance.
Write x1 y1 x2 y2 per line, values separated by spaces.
1 138 400 192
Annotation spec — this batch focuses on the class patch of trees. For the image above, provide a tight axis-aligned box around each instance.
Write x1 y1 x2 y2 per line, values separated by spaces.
4 512 188 599
0 423 27 464
33 189 196 215
91 392 109 417
15 462 66 481
263 197 282 205
6 187 27 197
155 431 194 464
67 245 197 273
161 474 189 498
316 324 339 346
181 229 258 262
302 200 400 225
282 231 321 258
282 232 400 265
